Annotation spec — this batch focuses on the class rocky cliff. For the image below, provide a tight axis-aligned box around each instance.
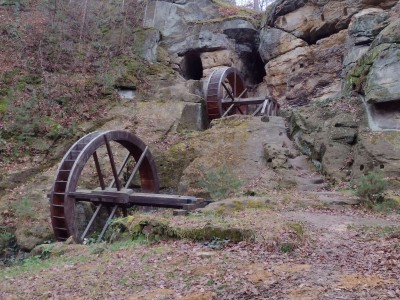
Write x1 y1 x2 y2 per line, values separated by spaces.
1 0 400 252
138 0 400 185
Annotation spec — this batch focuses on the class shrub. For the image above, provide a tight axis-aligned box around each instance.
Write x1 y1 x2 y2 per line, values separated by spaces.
198 165 243 200
11 197 35 220
356 172 387 207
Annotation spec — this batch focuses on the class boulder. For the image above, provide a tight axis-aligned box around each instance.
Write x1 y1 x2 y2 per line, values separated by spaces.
178 116 326 197
178 116 290 197
133 28 161 63
352 131 400 188
144 0 229 55
143 0 264 85
167 30 235 56
273 1 358 44
200 50 243 73
258 27 308 63
290 99 362 182
156 79 204 103
364 44 400 104
15 222 53 251
176 102 207 132
345 17 400 130
263 30 347 103
348 8 389 45
143 0 219 38
222 19 258 46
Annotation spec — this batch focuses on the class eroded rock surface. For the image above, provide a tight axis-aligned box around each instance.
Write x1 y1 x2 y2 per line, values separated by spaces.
178 116 326 197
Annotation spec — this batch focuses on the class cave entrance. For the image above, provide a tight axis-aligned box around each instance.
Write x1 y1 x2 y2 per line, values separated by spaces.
180 51 203 80
370 100 400 130
240 50 267 86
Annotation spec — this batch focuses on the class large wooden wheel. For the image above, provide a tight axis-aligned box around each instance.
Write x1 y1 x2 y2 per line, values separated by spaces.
49 131 159 242
205 67 248 121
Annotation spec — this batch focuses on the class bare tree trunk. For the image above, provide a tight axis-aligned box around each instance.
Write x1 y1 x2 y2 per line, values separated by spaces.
79 0 89 42
119 0 127 49
254 0 260 11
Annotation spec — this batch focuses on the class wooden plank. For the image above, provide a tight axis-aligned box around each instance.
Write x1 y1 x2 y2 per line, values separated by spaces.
69 189 202 209
221 97 267 105
129 193 198 208
261 99 269 115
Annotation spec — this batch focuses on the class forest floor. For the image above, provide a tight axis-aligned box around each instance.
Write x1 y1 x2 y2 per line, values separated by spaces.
1 194 399 300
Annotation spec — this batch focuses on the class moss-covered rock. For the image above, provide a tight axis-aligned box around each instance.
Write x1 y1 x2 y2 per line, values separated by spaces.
289 98 363 182
15 222 53 251
133 28 161 63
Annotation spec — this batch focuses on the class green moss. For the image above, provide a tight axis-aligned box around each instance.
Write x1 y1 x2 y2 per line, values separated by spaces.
344 46 381 94
1 68 21 85
111 215 254 243
0 98 8 113
188 15 258 26
156 46 169 64
178 226 253 242
366 131 400 147
20 73 42 85
188 0 261 27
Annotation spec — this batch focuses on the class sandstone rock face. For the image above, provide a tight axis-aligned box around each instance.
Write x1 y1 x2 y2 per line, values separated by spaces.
133 28 161 63
271 0 359 44
178 116 326 198
364 44 400 104
343 7 390 77
289 97 400 188
353 131 400 189
290 102 360 182
261 0 399 104
264 30 346 104
348 8 389 45
258 27 307 62
345 15 400 130
200 50 243 79
15 223 53 251
143 0 265 86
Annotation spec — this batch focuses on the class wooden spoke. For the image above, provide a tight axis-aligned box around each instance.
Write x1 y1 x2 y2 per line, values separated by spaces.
252 103 263 116
80 204 103 241
266 101 273 116
109 152 131 189
237 88 248 100
222 82 235 102
97 205 118 242
93 151 105 190
124 146 148 189
104 135 122 191
261 99 269 115
222 104 236 117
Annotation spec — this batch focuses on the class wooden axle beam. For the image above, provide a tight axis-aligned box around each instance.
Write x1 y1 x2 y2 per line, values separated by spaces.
221 97 273 106
69 188 206 210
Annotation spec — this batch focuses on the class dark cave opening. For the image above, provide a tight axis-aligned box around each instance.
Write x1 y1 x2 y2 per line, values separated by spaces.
240 50 267 86
180 51 203 80
370 100 400 130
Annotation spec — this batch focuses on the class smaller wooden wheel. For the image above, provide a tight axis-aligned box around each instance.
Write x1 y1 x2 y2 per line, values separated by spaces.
49 131 159 242
204 67 280 121
204 67 248 121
